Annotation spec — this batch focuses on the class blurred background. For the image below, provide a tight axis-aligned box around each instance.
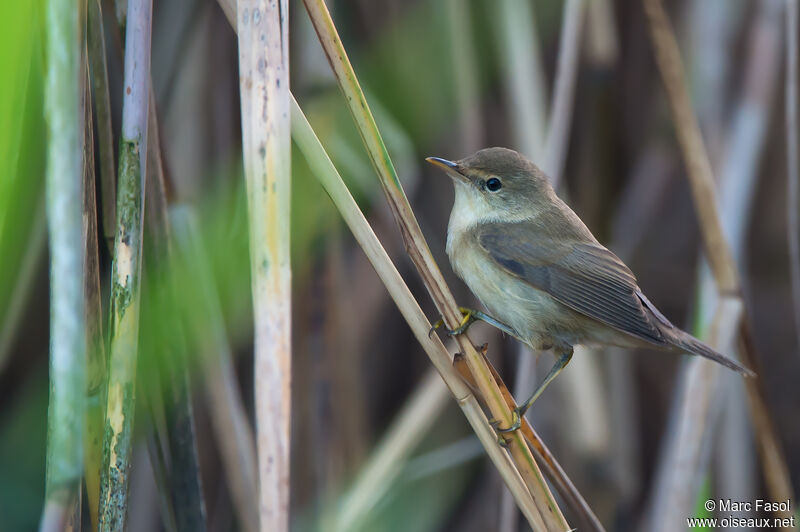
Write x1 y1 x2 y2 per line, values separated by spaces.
1 0 799 530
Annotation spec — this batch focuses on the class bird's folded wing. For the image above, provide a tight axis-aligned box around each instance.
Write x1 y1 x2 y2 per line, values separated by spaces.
478 222 668 345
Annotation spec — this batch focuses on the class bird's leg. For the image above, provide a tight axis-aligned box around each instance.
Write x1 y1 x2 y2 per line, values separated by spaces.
428 307 516 338
497 349 574 434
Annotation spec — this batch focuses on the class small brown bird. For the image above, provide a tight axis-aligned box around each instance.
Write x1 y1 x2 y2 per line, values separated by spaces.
427 147 753 431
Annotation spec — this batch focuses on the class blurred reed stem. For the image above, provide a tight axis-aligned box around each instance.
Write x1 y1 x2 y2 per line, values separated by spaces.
233 0 292 530
543 0 584 187
170 205 259 532
643 0 795 523
143 87 207 531
98 0 152 528
0 200 45 374
41 0 86 527
444 0 482 152
300 2 567 528
333 370 450 531
786 0 800 355
81 53 107 531
585 0 618 67
494 0 547 159
87 0 117 248
642 0 738 292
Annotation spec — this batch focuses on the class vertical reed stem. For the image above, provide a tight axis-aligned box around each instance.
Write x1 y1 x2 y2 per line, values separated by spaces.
42 0 86 526
235 0 291 529
98 0 152 528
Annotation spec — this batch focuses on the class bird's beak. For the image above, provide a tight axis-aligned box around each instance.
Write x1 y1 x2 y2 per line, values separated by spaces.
425 156 468 182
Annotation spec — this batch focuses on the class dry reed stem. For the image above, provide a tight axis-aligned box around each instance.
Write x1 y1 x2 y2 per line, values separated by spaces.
642 0 738 293
643 0 795 521
287 96 545 529
234 0 291 529
301 2 567 529
98 0 152 528
786 0 800 355
42 0 86 526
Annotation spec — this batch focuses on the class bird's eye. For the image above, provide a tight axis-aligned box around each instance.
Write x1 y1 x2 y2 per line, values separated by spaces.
486 177 502 191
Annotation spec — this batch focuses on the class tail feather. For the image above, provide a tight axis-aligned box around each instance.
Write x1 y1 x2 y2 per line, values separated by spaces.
674 332 755 378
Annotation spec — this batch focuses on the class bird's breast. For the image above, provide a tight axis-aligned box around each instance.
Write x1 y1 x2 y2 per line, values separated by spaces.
446 228 584 351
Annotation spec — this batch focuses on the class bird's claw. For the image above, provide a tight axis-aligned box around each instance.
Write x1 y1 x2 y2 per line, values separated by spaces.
489 409 522 449
429 307 479 337
428 318 444 338
496 409 523 434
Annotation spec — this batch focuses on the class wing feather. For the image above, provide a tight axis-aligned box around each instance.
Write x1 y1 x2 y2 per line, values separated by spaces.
478 223 668 345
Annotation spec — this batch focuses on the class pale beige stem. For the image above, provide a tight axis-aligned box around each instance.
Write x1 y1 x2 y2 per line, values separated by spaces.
234 0 291 530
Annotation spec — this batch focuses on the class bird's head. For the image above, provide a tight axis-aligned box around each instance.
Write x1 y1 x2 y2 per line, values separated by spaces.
426 147 554 223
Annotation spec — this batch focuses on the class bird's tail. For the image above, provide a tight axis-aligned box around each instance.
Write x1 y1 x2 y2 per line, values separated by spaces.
674 332 755 377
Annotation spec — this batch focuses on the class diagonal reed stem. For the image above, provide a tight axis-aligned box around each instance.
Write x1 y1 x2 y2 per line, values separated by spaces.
300 1 568 529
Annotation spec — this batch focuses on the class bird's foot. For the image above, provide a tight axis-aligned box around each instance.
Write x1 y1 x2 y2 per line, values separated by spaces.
428 307 516 338
496 407 525 434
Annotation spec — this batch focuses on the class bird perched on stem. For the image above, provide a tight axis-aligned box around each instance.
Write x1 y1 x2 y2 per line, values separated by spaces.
427 147 754 432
